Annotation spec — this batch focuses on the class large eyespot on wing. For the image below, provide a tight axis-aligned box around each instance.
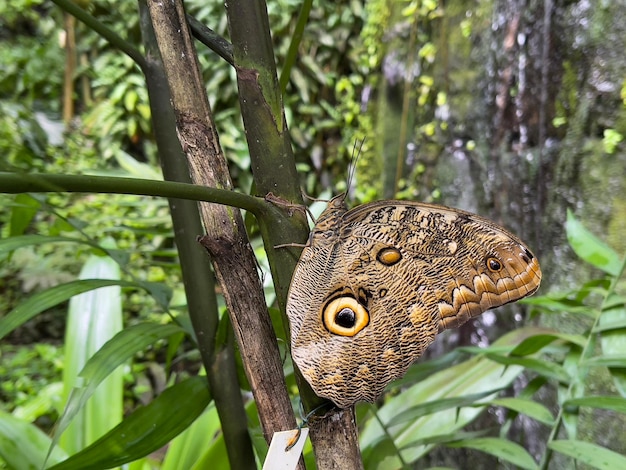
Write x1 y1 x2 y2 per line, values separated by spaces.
438 242 542 330
322 297 369 336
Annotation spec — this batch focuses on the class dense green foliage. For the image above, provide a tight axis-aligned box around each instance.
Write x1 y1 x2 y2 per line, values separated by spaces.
1 0 625 469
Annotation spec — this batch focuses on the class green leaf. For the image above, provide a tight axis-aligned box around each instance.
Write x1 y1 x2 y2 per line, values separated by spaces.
485 354 571 383
0 279 169 340
360 328 534 467
9 193 40 236
0 411 67 470
584 355 626 368
509 333 586 356
446 437 538 469
60 253 124 455
566 210 622 276
0 234 130 266
522 294 595 317
564 396 626 414
54 322 184 453
0 279 123 340
548 440 626 469
162 404 227 470
399 430 491 450
386 389 502 427
599 297 626 396
48 376 212 470
490 397 554 425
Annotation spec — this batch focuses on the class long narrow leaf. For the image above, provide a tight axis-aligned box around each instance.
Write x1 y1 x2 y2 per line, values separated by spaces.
386 389 502 427
0 280 124 340
48 377 212 470
564 396 626 413
0 279 172 340
54 322 183 452
599 295 626 396
0 411 67 470
0 234 129 265
509 333 586 356
548 440 626 469
360 328 534 467
447 437 538 470
490 398 554 425
485 354 571 383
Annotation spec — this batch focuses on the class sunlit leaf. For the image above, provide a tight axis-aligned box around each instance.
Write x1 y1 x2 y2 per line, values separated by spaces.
584 356 626 368
162 404 225 470
360 328 535 467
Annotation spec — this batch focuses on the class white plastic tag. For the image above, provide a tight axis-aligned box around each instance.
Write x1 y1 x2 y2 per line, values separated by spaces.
262 428 309 470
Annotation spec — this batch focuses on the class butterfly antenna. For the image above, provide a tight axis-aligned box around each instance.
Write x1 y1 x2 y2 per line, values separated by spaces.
346 138 365 197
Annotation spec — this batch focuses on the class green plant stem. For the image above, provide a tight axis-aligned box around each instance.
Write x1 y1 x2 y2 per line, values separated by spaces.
51 0 146 70
278 0 313 93
539 256 626 470
187 15 234 66
0 172 265 214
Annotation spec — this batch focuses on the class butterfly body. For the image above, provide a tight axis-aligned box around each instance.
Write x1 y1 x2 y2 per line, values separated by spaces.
286 195 541 408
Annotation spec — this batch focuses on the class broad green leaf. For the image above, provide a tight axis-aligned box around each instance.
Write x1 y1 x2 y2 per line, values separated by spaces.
0 411 67 470
566 210 622 276
389 350 462 389
447 437 538 470
564 396 626 414
53 322 184 449
48 377 212 470
490 397 554 425
548 440 626 469
594 318 626 333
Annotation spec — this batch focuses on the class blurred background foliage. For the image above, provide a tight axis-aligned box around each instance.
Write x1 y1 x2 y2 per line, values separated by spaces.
1 0 625 468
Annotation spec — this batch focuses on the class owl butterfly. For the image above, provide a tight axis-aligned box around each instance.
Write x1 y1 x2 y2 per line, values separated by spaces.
286 194 541 409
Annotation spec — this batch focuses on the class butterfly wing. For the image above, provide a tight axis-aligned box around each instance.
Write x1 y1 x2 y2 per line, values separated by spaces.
286 200 541 408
